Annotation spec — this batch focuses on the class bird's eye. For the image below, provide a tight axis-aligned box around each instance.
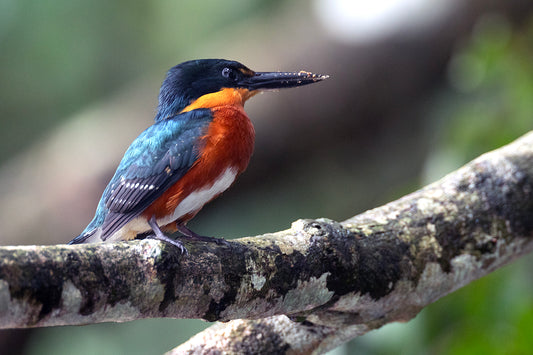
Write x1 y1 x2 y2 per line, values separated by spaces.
222 67 237 80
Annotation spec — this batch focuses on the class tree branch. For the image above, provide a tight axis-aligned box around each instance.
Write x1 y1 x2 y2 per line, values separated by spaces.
2 132 533 354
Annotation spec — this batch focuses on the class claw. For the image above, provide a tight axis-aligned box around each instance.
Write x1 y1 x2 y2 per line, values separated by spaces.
176 224 230 246
146 233 188 254
147 216 188 254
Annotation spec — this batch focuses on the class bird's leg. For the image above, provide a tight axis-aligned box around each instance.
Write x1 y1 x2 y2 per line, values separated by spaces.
176 223 230 246
147 216 188 254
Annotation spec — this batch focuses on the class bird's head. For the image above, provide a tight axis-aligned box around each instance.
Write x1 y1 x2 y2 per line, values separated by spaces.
155 59 328 121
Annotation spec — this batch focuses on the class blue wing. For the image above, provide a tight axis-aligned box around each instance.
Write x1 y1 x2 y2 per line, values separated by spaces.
70 108 213 243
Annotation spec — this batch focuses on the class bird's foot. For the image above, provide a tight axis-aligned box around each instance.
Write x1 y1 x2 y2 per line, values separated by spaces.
145 233 188 254
147 216 188 254
176 224 230 246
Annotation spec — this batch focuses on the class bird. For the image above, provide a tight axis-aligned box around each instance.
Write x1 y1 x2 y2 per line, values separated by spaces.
69 59 328 252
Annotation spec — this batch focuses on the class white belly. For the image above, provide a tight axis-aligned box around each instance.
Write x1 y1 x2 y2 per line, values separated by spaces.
157 166 238 226
95 167 238 242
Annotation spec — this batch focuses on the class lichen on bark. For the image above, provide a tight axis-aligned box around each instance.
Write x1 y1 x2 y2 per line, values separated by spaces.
1 132 533 355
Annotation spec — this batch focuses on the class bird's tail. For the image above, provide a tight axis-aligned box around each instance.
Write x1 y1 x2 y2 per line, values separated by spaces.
68 229 97 244
68 234 87 245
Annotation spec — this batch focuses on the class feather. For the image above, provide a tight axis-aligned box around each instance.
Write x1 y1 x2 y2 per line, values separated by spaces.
94 109 212 240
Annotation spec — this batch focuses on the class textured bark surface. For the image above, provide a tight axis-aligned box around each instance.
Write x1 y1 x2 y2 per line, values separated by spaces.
1 132 533 354
170 131 533 354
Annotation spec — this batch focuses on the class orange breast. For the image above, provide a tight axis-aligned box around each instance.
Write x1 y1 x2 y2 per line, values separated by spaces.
142 105 255 227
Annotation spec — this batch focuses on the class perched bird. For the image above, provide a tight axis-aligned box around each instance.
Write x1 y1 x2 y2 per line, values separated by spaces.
69 59 327 251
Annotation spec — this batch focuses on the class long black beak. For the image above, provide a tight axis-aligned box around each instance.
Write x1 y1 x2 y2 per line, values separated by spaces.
242 71 329 90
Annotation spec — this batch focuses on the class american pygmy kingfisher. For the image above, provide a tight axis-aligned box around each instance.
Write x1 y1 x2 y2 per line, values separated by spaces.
69 59 327 252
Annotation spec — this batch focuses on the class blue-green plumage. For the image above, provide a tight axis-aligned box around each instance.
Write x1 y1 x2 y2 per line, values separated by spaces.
70 58 327 247
70 108 213 244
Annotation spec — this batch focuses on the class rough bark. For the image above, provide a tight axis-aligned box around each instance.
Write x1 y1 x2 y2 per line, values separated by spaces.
1 132 533 354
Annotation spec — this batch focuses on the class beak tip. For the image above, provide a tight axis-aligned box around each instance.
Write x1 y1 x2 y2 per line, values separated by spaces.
298 71 329 81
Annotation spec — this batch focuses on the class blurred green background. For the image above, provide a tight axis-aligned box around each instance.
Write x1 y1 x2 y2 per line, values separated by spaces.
0 0 532 354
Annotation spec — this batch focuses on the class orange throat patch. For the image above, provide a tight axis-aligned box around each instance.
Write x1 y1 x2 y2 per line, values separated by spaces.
180 88 258 113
